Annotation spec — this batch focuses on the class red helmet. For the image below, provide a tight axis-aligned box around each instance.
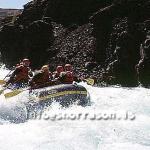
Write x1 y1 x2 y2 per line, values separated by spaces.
22 58 30 67
64 64 72 71
56 65 64 73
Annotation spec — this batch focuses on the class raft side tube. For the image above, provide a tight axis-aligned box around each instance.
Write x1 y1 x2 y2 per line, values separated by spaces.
30 84 90 107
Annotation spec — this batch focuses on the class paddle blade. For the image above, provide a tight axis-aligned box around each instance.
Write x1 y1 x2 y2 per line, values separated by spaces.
0 89 5 95
85 78 94 86
4 89 23 98
0 80 6 85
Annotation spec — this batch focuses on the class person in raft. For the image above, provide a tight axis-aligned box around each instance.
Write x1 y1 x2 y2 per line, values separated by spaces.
58 64 81 84
29 65 52 89
5 58 32 87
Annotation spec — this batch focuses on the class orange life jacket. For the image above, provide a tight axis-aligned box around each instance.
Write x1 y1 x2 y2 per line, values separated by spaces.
30 70 51 89
63 71 74 84
42 72 50 83
32 71 50 85
15 65 30 82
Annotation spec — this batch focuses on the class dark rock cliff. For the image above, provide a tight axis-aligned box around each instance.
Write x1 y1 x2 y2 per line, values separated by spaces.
0 0 150 86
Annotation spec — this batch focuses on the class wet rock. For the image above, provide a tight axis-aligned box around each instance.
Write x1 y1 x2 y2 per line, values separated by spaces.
0 24 24 66
25 20 54 68
0 19 54 69
136 38 150 86
0 0 150 86
85 61 97 71
16 0 48 26
44 0 112 26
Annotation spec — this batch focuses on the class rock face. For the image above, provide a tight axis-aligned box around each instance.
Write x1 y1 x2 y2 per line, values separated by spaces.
136 38 150 87
44 0 112 26
0 19 54 69
25 20 54 68
0 0 150 86
90 0 150 86
0 24 24 64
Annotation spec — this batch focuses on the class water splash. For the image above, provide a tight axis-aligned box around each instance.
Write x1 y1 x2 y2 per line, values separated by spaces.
0 66 150 150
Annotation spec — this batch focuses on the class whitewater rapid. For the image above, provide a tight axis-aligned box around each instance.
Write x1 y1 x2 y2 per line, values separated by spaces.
0 65 150 150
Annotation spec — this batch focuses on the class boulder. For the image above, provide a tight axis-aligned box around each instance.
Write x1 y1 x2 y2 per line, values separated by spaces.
0 24 24 66
23 19 54 68
0 19 54 68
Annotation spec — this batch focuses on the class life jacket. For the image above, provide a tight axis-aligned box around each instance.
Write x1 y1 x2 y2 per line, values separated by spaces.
31 71 50 86
14 65 30 82
63 71 74 84
42 71 50 83
53 71 60 79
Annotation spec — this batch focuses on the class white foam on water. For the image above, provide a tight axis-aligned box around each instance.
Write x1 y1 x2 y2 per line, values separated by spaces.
0 66 150 150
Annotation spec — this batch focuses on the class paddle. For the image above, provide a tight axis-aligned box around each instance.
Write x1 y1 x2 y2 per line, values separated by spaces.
4 83 50 98
4 78 95 98
0 80 6 85
84 78 95 86
4 88 28 98
4 82 52 99
0 83 12 95
4 83 30 98
0 70 12 85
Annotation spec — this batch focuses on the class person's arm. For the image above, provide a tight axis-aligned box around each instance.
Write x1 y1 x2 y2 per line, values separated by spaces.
11 67 21 77
49 72 53 80
58 72 66 82
29 71 42 87
4 68 21 86
28 69 33 78
52 72 66 85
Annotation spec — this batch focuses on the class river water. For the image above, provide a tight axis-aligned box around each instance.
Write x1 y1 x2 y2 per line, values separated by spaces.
0 65 150 150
